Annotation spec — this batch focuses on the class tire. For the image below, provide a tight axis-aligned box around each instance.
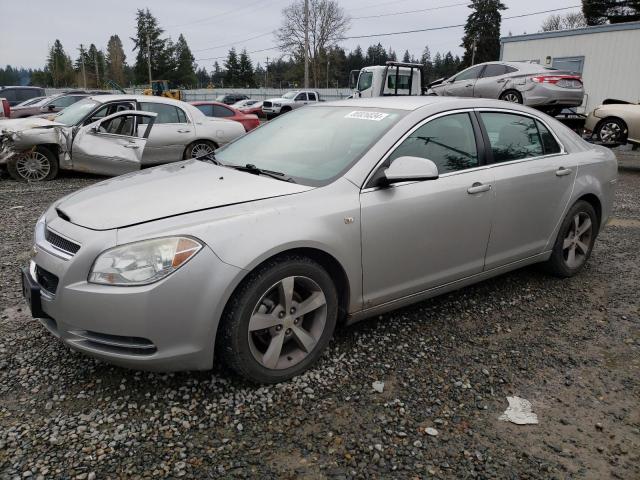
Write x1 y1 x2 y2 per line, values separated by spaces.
545 200 598 278
596 118 627 145
7 146 58 182
499 90 523 104
280 107 292 114
184 140 217 159
218 255 338 384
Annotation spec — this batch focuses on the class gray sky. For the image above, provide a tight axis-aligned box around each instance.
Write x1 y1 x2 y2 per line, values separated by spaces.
0 0 582 71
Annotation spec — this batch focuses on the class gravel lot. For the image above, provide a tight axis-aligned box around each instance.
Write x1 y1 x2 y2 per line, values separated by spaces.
0 158 639 479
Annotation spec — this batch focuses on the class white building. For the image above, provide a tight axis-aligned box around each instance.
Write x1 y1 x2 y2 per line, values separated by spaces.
500 21 640 113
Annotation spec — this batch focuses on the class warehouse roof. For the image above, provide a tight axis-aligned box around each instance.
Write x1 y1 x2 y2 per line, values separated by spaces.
501 20 640 43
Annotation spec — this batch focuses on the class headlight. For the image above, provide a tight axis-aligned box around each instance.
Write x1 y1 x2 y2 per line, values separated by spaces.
273 103 281 107
89 237 202 286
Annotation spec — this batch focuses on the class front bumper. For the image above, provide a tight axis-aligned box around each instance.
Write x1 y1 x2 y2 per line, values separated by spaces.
262 106 282 114
24 215 243 371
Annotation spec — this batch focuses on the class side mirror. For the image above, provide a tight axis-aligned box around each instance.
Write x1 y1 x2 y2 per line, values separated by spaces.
48 105 56 111
382 156 439 185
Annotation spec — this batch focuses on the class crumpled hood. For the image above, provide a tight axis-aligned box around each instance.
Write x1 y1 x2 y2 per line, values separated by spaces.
0 117 65 132
55 160 313 230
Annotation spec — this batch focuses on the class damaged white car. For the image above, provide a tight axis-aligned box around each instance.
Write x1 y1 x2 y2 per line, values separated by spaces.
0 95 246 181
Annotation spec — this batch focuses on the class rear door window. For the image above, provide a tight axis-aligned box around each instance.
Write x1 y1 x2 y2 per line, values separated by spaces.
481 64 507 78
536 120 562 155
139 102 188 124
212 105 234 117
194 104 213 116
308 92 317 101
480 112 544 163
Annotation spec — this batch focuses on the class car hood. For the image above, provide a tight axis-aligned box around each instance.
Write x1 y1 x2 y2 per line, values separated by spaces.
0 117 65 132
55 160 314 230
265 97 290 103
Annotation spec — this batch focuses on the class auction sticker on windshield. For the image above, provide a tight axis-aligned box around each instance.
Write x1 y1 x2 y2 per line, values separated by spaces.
345 111 390 121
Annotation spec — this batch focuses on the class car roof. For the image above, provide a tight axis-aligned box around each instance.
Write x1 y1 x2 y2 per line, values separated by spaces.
323 96 513 111
89 94 187 105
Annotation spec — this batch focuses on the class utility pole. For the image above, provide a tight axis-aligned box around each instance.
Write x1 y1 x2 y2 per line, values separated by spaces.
326 59 330 89
265 57 270 88
146 33 153 88
94 50 100 88
470 38 477 66
79 44 87 90
304 0 309 88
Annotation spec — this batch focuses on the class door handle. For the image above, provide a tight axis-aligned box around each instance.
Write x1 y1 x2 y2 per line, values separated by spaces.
177 129 191 133
556 167 572 176
467 182 491 194
465 84 473 87
124 144 140 149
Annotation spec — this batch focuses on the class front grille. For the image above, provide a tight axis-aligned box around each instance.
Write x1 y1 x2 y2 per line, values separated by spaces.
36 265 59 295
263 101 272 108
45 228 80 255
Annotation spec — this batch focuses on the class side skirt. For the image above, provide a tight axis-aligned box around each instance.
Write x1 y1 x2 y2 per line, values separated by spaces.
346 251 551 325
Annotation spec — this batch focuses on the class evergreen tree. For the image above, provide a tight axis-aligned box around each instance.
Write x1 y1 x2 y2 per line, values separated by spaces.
173 34 197 87
238 49 255 87
224 48 240 87
402 50 411 63
387 48 397 61
461 0 506 66
131 8 167 85
365 43 388 65
432 52 443 79
421 46 433 82
583 0 640 24
211 61 224 86
106 35 127 86
195 67 210 88
47 40 75 87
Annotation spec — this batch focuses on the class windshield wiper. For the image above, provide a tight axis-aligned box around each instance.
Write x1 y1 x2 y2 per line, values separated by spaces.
193 150 224 166
228 164 296 183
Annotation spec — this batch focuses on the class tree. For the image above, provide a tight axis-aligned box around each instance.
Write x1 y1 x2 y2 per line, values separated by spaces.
402 50 411 63
106 35 127 86
583 0 640 25
211 61 224 86
276 0 350 87
195 67 210 88
541 12 587 31
421 46 434 82
224 48 240 87
47 40 75 87
131 8 167 85
461 0 507 67
365 43 388 65
238 49 255 87
173 34 197 87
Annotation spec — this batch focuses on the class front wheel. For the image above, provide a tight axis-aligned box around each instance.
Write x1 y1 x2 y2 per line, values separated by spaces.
7 146 58 182
597 118 627 145
218 255 338 384
545 200 598 278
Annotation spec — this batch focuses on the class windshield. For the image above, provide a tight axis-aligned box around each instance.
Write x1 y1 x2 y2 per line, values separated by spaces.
54 98 99 125
282 91 298 99
216 106 406 186
357 71 373 91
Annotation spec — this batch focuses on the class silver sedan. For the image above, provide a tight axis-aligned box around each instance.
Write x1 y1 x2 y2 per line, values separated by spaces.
429 61 585 114
22 97 617 383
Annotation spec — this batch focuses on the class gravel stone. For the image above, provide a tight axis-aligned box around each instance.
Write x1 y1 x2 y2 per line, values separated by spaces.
1 158 639 479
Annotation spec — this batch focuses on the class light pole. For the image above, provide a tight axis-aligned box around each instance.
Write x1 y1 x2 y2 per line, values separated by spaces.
326 60 330 89
304 0 309 88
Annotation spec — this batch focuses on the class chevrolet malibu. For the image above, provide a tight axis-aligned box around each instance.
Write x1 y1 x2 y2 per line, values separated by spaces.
22 97 617 384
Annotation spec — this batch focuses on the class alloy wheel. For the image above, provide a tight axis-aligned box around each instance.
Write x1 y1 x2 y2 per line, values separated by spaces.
599 122 622 143
562 212 593 269
190 142 215 158
248 275 327 370
15 151 51 181
502 92 521 103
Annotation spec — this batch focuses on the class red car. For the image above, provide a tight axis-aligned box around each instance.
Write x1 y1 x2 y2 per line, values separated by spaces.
190 101 260 132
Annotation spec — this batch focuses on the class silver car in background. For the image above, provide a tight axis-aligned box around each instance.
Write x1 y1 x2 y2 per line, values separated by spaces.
429 61 584 114
22 97 616 383
9 93 91 119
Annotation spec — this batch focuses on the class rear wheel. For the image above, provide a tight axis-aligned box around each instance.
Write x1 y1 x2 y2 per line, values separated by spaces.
184 140 217 159
545 200 598 278
7 146 58 182
218 255 338 384
597 118 627 145
499 90 523 104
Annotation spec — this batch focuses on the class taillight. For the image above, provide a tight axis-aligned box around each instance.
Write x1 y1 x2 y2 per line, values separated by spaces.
1 99 9 118
532 75 582 87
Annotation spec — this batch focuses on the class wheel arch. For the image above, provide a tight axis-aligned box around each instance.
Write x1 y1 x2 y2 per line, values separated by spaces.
576 193 602 230
221 246 352 324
